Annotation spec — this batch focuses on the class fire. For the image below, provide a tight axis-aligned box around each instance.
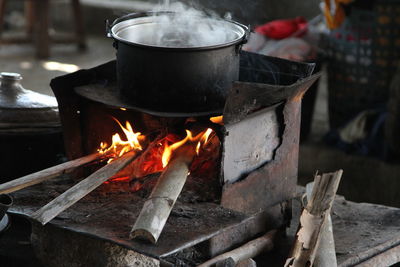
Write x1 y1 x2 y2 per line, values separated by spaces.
98 119 144 162
97 118 215 188
161 128 214 168
210 115 223 125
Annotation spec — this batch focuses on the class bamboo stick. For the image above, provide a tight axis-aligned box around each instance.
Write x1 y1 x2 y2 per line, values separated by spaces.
215 258 235 267
130 146 195 243
0 153 101 195
306 182 337 267
198 230 277 267
285 170 343 267
32 151 138 225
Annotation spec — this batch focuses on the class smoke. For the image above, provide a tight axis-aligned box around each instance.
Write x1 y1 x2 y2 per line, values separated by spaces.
114 1 245 48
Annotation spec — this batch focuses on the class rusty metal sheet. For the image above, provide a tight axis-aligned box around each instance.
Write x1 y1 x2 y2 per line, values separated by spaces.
221 76 315 214
224 73 321 125
222 106 281 184
206 202 289 258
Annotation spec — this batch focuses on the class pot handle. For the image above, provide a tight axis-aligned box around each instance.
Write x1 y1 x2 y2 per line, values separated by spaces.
230 21 250 45
106 19 112 38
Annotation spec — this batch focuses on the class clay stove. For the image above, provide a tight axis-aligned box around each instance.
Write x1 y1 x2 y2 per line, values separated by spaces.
8 51 319 266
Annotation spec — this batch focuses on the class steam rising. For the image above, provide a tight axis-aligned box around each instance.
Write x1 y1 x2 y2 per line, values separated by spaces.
113 1 245 48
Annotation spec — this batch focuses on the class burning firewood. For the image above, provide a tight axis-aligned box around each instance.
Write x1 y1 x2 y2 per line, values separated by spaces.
130 129 213 243
0 119 144 196
0 153 101 195
130 145 195 243
285 170 343 267
30 120 148 225
32 151 140 225
198 230 277 267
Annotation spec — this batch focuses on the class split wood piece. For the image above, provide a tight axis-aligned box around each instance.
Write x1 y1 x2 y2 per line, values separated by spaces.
130 145 195 243
285 170 343 267
198 229 277 267
32 151 138 225
0 153 101 195
306 183 337 267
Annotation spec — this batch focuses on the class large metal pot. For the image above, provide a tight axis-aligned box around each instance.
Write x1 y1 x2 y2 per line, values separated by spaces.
108 12 249 114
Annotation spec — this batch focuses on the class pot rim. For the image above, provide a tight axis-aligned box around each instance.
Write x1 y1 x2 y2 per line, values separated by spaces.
108 11 249 51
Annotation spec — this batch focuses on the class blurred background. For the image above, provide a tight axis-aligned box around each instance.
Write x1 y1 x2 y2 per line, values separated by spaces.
2 1 400 266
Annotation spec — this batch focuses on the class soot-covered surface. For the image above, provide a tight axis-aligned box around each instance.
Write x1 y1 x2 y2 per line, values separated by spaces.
8 175 248 259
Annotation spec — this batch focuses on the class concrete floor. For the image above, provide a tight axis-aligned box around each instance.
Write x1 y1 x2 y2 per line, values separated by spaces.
0 35 115 96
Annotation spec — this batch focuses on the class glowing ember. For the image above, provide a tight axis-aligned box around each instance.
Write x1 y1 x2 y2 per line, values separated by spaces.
98 119 145 162
104 176 131 184
210 115 223 125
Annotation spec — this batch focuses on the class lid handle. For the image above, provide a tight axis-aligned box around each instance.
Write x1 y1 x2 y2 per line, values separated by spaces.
0 72 22 81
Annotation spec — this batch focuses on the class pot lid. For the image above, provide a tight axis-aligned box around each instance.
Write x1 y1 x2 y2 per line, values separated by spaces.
0 72 60 129
110 12 248 49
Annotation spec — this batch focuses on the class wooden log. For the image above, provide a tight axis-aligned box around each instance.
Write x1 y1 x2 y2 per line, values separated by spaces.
198 230 277 267
32 151 138 225
0 153 101 195
130 146 195 243
285 170 343 267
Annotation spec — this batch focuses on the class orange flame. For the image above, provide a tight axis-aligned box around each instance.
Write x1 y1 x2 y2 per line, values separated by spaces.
97 118 215 188
98 119 144 162
210 115 224 125
161 128 214 168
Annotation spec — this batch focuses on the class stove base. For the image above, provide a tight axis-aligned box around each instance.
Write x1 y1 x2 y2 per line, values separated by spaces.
9 175 279 266
32 223 160 267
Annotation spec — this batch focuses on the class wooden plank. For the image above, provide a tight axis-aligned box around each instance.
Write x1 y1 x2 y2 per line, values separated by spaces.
32 151 137 225
0 153 100 195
